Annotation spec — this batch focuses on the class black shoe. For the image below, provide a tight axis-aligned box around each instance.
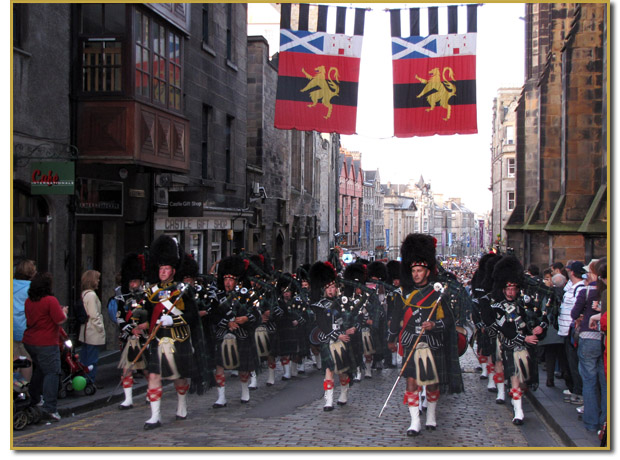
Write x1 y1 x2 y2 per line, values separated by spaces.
118 404 133 410
240 399 249 404
266 382 273 387
323 406 334 412
249 386 258 391
425 425 436 431
282 376 291 381
337 401 347 406
496 398 505 405
176 415 187 420
144 421 161 430
488 387 498 393
407 429 420 437
212 403 227 409
512 418 524 426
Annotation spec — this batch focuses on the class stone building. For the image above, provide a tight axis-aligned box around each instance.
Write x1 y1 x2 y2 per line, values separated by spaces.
362 169 386 261
13 4 252 341
505 3 607 267
490 88 520 250
13 3 72 305
246 36 339 271
338 149 363 253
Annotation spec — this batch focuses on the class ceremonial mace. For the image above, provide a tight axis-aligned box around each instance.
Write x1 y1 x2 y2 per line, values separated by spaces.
378 282 444 418
106 283 189 403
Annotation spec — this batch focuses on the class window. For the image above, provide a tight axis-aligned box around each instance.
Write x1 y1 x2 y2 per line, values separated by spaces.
133 9 183 111
13 4 26 49
201 105 212 179
291 131 301 189
507 158 516 177
505 125 514 145
80 4 125 93
226 3 233 62
225 116 234 183
202 4 212 47
304 132 313 193
507 191 516 211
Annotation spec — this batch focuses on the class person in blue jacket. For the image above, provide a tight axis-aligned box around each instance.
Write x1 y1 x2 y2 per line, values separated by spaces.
13 258 37 382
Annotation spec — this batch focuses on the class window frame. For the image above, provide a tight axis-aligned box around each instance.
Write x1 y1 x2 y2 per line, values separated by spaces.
507 191 516 211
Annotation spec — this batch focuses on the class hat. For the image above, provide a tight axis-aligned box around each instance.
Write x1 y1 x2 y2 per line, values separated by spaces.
386 260 401 283
367 261 388 281
217 255 246 290
400 233 437 290
582 259 599 279
246 254 267 279
177 253 199 281
491 255 524 299
566 261 585 275
296 264 311 283
343 262 366 283
309 261 337 302
121 252 145 291
277 272 297 294
147 235 181 283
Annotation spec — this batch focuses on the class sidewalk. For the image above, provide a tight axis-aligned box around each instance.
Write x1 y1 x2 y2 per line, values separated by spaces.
55 351 604 448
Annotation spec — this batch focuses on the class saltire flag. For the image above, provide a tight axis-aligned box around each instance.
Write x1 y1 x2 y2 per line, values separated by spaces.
391 5 478 137
275 3 366 134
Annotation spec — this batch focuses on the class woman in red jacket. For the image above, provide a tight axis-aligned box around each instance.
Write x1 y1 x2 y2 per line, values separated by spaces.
22 272 68 423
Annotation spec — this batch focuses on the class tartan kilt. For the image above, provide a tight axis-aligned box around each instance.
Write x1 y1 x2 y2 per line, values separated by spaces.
147 336 194 379
500 345 538 387
320 339 359 373
276 325 299 357
297 322 312 357
214 336 258 373
401 343 447 388
479 331 497 359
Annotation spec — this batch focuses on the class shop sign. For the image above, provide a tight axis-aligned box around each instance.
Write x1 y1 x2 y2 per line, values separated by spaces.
30 161 75 195
155 217 231 231
168 191 204 217
75 178 123 216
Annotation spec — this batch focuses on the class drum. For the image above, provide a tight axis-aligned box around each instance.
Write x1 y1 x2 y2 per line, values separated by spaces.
309 327 322 346
329 340 351 374
361 327 376 355
456 326 468 357
221 333 240 370
254 325 271 358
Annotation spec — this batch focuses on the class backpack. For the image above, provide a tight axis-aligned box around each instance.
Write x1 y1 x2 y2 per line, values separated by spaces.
74 297 88 324
107 296 120 324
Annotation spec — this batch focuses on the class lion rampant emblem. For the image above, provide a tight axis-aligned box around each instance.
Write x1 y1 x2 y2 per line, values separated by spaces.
300 66 340 119
415 67 457 121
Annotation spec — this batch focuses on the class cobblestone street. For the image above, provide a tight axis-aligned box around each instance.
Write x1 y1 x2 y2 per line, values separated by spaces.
12 349 560 449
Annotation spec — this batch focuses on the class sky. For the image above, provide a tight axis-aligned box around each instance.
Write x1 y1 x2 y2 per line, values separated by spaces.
249 2 526 215
337 2 526 216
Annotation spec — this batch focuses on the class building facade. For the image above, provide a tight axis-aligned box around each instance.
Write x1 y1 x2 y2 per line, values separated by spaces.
505 3 607 267
490 88 520 251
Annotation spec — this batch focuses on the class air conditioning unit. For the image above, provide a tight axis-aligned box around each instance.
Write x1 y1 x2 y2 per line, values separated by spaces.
155 173 172 187
154 187 169 206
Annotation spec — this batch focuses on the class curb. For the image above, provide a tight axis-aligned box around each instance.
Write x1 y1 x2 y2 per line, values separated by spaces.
525 391 576 447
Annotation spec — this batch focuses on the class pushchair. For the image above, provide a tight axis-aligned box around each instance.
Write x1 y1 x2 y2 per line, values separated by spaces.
13 356 41 430
58 327 97 398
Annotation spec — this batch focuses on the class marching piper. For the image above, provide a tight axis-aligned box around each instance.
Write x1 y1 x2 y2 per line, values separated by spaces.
309 261 357 411
116 252 149 410
485 256 542 425
143 235 202 430
387 234 463 436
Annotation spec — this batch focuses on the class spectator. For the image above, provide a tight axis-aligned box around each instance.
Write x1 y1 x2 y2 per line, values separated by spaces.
542 268 553 287
572 259 606 432
538 277 567 387
557 261 586 405
527 264 540 277
79 269 106 388
13 259 37 382
551 261 569 280
22 272 68 422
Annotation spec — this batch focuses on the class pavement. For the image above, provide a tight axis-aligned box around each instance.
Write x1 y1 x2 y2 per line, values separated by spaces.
51 347 603 448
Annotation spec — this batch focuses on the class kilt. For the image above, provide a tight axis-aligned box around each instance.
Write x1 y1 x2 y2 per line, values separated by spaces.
147 335 194 379
501 345 538 387
401 342 447 388
214 336 258 373
118 336 147 370
320 339 359 374
478 331 496 358
277 325 299 357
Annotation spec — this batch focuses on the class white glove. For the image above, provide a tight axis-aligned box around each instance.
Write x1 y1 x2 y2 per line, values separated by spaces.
159 314 173 327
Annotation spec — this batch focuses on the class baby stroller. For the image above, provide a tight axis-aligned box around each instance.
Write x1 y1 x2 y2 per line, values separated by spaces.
13 356 41 430
58 328 97 398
